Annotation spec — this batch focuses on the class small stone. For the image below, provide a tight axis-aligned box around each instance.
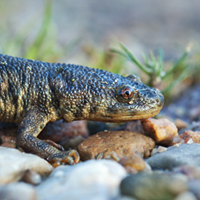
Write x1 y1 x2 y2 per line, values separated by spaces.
21 170 41 185
174 119 188 130
178 130 200 144
188 179 200 199
77 131 155 161
39 120 88 144
116 195 137 200
62 135 85 149
0 182 37 200
119 120 144 134
120 172 188 200
147 143 200 170
118 155 147 173
141 118 178 146
0 126 17 148
175 192 197 200
0 147 53 184
105 151 120 161
172 134 184 145
151 146 167 156
188 138 194 144
36 160 127 200
173 165 200 179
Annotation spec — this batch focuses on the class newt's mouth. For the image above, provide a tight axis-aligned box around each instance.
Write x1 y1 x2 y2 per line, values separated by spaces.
91 90 164 123
89 103 163 123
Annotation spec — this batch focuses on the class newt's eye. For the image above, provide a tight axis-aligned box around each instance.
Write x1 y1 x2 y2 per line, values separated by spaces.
116 86 135 103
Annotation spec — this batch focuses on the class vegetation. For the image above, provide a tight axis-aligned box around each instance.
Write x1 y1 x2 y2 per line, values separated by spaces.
1 0 77 62
1 0 200 102
111 43 192 96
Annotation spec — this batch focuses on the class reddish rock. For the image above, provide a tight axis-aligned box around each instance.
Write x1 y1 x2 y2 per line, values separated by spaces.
141 118 178 146
119 120 144 133
0 121 88 151
39 120 89 144
173 130 200 145
77 131 155 161
62 136 85 150
0 127 17 148
173 165 200 179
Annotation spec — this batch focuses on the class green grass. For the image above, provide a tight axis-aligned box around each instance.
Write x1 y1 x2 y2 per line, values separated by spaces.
81 44 126 74
1 0 77 62
111 43 193 101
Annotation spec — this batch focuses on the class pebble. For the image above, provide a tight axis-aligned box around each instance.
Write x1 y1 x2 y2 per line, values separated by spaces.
188 180 200 199
118 154 149 174
147 143 200 170
174 119 188 130
141 118 178 146
151 146 167 156
39 120 88 147
0 147 53 184
116 195 137 200
0 120 88 150
0 126 17 148
173 130 200 145
118 120 144 134
175 191 197 200
21 170 42 185
0 182 37 200
120 172 188 200
36 160 127 200
77 131 155 161
173 165 200 179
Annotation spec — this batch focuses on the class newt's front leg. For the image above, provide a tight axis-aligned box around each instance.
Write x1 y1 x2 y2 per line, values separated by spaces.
16 108 80 167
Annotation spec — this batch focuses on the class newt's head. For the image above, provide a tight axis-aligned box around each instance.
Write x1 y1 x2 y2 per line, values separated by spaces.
59 66 164 123
87 73 164 122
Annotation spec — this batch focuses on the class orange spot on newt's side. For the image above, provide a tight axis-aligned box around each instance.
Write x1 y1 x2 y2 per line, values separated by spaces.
1 80 8 91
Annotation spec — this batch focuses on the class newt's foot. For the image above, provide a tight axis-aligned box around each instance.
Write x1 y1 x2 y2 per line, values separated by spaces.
46 149 80 167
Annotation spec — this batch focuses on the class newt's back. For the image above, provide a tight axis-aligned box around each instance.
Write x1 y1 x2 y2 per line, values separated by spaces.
0 54 53 122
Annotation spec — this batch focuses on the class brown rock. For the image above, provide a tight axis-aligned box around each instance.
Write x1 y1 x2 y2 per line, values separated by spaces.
174 119 188 130
118 155 147 174
180 130 200 143
141 118 178 146
77 131 155 161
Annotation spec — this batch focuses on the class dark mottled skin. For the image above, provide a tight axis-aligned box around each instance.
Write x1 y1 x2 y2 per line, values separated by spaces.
0 54 164 166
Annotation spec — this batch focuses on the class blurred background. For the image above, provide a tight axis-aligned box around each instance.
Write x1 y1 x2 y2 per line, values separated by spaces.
0 0 200 104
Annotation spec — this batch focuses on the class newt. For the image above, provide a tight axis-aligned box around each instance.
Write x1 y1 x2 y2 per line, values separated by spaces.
0 54 164 166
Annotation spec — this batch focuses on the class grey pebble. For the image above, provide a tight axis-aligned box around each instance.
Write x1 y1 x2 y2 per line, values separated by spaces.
36 159 127 200
120 171 188 200
0 182 37 200
147 144 200 170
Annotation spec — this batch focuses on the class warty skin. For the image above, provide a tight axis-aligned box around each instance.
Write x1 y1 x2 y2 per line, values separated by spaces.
0 54 164 166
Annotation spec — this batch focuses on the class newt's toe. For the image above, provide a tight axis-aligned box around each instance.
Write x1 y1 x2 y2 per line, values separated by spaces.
47 150 80 167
